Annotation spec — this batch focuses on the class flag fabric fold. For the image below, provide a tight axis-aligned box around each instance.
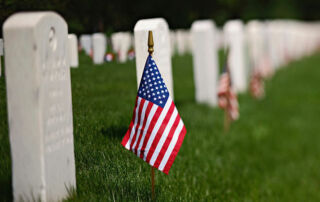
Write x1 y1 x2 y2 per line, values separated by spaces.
218 70 239 121
122 54 186 174
250 69 265 99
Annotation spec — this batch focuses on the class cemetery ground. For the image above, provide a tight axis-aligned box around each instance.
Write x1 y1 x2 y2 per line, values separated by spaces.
1 52 320 201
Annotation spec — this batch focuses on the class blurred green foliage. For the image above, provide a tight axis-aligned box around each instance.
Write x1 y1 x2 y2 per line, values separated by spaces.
0 0 319 34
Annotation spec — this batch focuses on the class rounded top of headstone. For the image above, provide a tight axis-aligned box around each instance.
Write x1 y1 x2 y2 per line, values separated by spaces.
246 20 263 28
246 20 264 33
3 11 66 31
92 33 106 39
134 18 169 32
191 20 215 31
68 33 77 39
223 20 244 32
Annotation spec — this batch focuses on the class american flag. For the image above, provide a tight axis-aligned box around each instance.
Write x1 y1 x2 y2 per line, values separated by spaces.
259 56 273 79
122 54 186 174
250 69 265 99
89 48 93 59
218 68 239 121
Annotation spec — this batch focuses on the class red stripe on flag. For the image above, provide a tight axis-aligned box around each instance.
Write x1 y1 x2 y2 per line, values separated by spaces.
121 97 138 147
129 99 146 149
145 102 175 163
121 123 132 147
139 107 163 159
153 114 181 169
163 126 187 174
133 101 153 154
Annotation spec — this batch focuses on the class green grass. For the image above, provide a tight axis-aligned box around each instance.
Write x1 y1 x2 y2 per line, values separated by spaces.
1 51 320 201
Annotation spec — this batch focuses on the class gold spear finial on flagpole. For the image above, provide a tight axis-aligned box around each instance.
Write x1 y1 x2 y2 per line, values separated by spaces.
148 30 154 55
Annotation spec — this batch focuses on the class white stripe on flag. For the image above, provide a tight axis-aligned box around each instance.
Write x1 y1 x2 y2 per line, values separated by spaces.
136 104 158 157
125 97 142 149
143 97 172 161
131 100 149 152
158 119 184 171
149 108 178 166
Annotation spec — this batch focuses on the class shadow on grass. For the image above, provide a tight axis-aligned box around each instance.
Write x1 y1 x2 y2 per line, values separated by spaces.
0 177 12 202
100 125 127 140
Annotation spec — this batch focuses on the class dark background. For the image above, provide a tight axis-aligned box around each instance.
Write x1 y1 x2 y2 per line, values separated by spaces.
0 0 319 35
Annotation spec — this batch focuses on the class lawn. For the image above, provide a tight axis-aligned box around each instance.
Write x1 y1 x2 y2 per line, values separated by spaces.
1 51 320 201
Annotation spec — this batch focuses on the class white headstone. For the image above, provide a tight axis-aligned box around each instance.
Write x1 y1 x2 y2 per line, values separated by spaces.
68 34 79 68
111 33 120 55
111 32 133 63
176 30 191 55
134 18 174 97
79 34 92 55
3 12 76 201
169 31 177 56
246 21 265 68
267 20 289 69
215 29 224 49
120 32 132 63
191 20 219 107
223 20 247 93
92 33 107 64
266 21 278 69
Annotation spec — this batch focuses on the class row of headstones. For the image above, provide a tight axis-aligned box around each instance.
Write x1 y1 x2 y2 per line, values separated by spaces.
136 18 320 106
71 28 224 67
77 30 193 65
76 30 210 65
57 32 134 68
2 12 320 201
79 32 133 64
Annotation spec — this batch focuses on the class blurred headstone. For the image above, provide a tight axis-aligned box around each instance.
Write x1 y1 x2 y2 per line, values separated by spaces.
79 34 92 55
112 32 133 63
246 21 273 78
68 34 79 68
266 21 287 69
169 31 176 56
3 12 76 201
246 21 264 70
134 18 174 97
215 29 224 49
191 20 219 106
176 29 191 55
92 33 107 64
223 20 247 93
111 33 120 58
119 32 132 63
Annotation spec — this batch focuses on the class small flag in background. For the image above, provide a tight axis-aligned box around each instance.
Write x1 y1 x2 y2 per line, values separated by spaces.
259 56 274 79
122 54 186 174
89 48 93 59
218 68 239 121
250 69 265 99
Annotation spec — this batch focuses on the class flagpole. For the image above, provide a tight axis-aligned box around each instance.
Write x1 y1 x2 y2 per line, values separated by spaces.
151 167 155 200
148 30 156 201
224 108 230 133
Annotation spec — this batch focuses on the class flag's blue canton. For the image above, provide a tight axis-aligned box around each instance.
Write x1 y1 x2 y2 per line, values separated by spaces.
138 55 169 108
